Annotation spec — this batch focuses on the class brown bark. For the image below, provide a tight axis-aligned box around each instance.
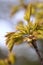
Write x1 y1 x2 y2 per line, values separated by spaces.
32 40 43 65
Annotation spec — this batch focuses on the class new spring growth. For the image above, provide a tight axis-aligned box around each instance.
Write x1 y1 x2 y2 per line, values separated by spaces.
5 2 43 65
5 2 43 51
0 53 16 65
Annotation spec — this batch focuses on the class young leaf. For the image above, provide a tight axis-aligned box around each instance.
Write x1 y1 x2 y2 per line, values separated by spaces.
24 4 32 21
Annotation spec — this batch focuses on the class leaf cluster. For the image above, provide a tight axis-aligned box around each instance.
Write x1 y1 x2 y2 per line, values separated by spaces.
5 3 43 51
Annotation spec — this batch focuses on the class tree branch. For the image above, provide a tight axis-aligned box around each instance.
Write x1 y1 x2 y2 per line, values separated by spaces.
32 40 43 65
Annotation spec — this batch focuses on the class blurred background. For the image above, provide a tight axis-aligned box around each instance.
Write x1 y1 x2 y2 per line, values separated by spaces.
0 0 43 65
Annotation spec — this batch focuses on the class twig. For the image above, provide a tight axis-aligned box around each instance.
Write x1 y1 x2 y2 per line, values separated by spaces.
32 40 43 65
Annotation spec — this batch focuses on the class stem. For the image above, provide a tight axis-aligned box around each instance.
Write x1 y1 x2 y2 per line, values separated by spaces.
32 40 43 65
